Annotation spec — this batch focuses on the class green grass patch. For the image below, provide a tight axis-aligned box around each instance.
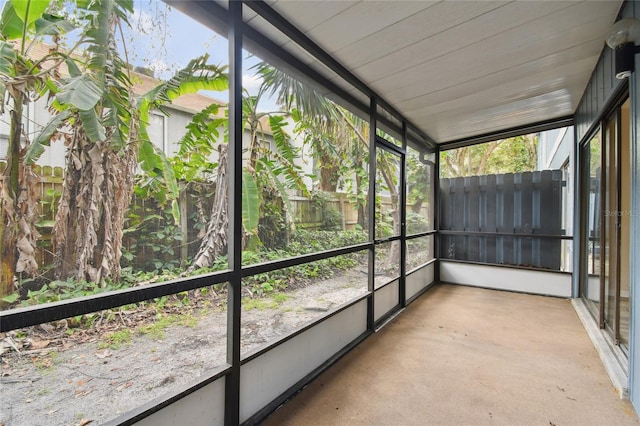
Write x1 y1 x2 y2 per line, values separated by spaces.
99 329 133 350
138 313 197 341
242 298 278 311
272 293 289 304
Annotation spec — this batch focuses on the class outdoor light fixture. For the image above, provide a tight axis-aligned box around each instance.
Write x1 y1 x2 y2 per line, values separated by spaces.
606 18 640 80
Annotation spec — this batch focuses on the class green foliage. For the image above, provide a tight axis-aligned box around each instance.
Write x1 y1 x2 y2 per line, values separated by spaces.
374 196 393 239
122 196 183 273
241 229 365 296
406 211 431 234
242 170 259 235
19 279 127 306
258 188 289 250
406 148 433 214
289 229 366 252
440 134 539 178
311 191 342 231
4 226 365 308
137 54 228 214
173 102 225 181
1 292 19 304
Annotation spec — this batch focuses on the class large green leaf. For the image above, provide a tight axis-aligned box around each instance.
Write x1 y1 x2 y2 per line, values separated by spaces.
269 115 295 162
138 140 161 172
0 41 16 76
137 140 180 222
64 57 82 78
34 13 75 35
165 76 228 101
57 75 102 110
242 171 259 234
262 161 295 218
0 1 23 38
11 0 49 27
26 109 71 163
78 109 105 142
139 56 228 108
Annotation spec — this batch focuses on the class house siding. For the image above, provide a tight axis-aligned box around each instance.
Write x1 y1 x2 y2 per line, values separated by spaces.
573 0 640 413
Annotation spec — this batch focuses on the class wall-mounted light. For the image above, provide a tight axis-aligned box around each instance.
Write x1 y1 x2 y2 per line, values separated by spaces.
606 18 640 80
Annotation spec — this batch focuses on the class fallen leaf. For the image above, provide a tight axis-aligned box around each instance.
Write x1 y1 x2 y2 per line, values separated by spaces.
76 419 93 426
30 339 51 350
47 409 59 415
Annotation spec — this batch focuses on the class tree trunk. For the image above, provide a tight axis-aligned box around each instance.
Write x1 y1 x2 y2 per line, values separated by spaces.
54 124 137 284
318 149 339 192
1 97 40 300
187 144 229 273
0 101 22 299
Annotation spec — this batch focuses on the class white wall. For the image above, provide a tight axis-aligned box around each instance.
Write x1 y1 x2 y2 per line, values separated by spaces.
440 260 572 297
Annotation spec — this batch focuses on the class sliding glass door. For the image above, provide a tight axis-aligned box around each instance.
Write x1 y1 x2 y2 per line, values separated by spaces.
580 97 631 353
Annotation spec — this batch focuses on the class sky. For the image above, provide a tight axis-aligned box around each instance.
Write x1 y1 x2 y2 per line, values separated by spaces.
0 0 280 109
124 0 274 109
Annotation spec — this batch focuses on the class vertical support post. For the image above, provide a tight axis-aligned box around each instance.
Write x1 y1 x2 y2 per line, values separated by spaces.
226 1 243 424
572 124 581 298
434 146 441 282
628 8 640 408
368 98 377 330
399 122 407 307
600 121 607 329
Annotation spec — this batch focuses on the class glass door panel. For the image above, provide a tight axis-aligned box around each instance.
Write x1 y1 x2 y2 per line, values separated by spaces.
581 133 602 315
619 99 631 350
603 114 619 335
581 97 631 355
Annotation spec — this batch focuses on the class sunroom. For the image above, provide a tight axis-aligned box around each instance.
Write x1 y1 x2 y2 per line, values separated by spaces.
1 0 639 425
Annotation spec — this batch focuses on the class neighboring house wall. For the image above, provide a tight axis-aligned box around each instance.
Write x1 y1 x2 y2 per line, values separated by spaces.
0 100 210 167
538 126 574 170
537 126 575 273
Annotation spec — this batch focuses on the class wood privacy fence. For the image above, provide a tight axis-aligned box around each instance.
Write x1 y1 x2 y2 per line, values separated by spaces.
439 170 565 270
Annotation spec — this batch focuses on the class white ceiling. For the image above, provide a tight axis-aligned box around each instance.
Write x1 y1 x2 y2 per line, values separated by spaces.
251 0 622 144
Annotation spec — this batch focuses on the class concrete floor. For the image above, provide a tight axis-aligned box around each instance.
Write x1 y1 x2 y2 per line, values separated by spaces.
263 284 639 425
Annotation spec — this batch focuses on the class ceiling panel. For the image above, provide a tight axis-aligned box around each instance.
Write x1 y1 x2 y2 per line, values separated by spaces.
257 0 623 143
378 17 611 104
270 0 359 33
304 1 437 53
350 1 575 84
331 1 506 69
399 45 600 115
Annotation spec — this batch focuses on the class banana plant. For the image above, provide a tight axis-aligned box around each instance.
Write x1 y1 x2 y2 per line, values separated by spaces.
0 0 75 300
39 2 228 284
187 87 310 272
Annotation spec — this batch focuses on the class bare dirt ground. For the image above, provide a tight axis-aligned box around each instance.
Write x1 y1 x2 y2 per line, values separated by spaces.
0 265 374 426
